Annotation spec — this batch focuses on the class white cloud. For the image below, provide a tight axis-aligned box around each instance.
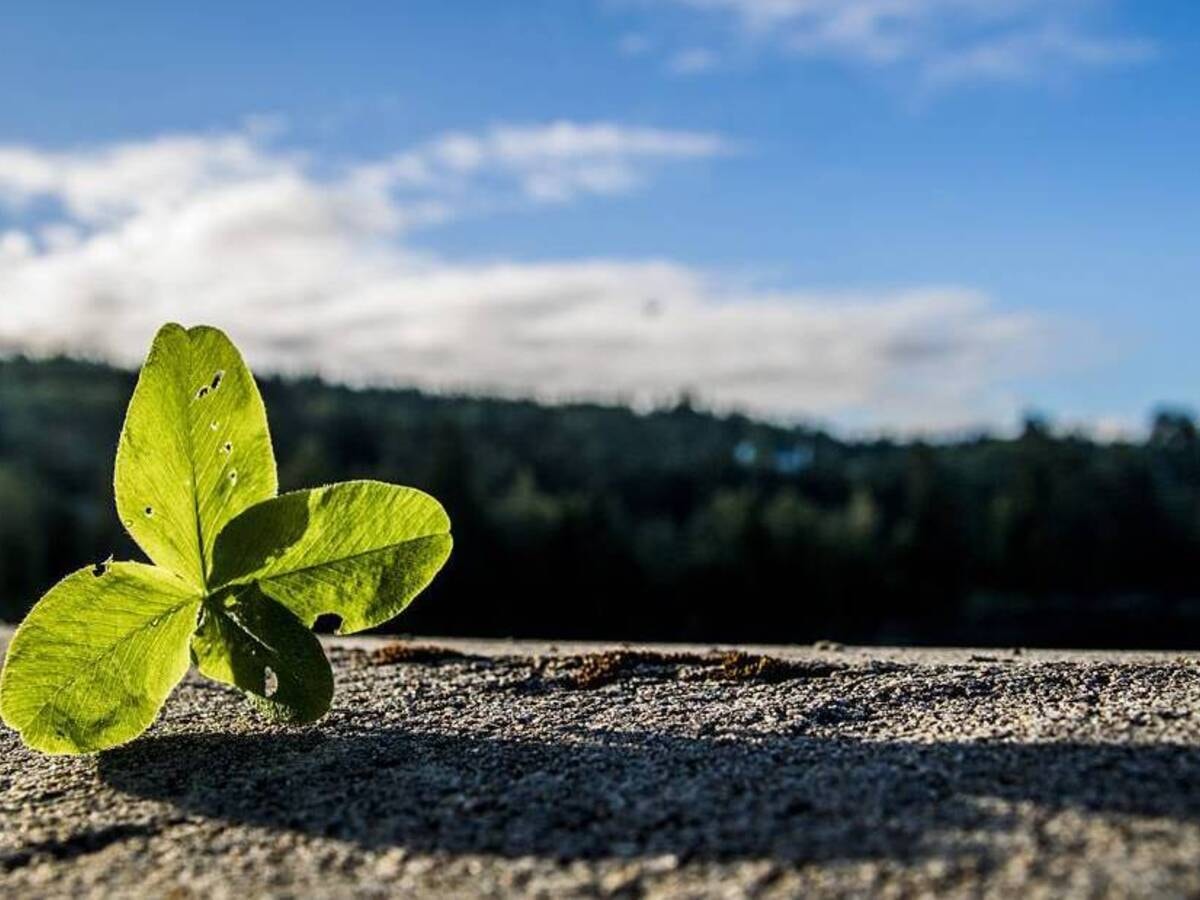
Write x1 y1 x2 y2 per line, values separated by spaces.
355 120 735 209
0 126 1058 432
618 32 654 56
634 0 1153 87
0 134 285 223
922 25 1154 87
668 47 720 74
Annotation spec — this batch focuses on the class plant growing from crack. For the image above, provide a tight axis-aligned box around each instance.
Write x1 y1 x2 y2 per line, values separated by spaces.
0 324 452 754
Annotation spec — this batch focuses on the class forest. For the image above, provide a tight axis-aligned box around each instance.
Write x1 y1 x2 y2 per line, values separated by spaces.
3 354 1200 648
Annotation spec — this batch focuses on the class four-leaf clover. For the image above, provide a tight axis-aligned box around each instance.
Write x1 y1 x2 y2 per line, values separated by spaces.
0 324 452 754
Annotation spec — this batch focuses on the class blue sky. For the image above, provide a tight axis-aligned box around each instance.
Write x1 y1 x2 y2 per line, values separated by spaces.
0 0 1196 434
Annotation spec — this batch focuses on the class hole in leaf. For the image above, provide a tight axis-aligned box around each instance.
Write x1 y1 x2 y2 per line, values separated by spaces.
195 386 209 400
313 614 343 634
92 554 114 577
211 370 225 390
144 506 154 517
222 441 233 454
263 666 278 698
228 469 238 484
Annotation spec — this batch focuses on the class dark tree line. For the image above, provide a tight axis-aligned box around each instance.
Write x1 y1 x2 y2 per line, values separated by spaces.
3 355 1200 647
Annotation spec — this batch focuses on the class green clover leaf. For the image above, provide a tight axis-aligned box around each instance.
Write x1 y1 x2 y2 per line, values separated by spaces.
0 323 452 754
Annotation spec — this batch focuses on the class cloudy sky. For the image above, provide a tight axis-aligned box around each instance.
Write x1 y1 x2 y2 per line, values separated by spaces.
0 1 1194 434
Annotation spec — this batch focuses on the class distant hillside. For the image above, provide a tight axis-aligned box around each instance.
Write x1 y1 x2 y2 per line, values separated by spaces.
3 355 1200 647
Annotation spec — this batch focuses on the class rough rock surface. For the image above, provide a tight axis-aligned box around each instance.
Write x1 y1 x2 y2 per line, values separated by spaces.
2 632 1200 898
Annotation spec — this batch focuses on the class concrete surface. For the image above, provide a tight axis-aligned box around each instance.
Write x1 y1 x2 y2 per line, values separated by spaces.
2 630 1200 898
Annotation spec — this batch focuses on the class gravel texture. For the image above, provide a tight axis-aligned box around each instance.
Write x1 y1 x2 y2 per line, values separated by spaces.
3 632 1200 898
